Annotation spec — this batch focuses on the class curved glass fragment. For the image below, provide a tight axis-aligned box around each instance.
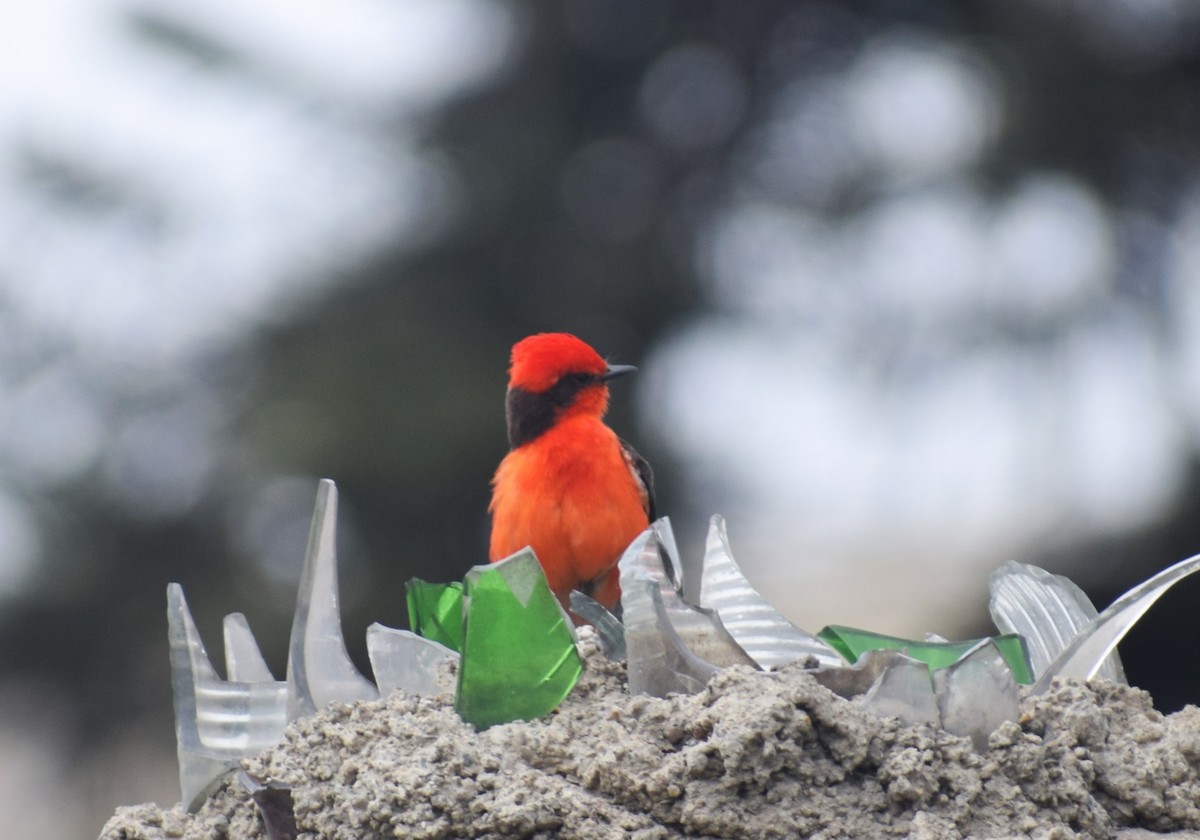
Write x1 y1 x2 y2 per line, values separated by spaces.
652 517 685 590
989 560 1125 684
633 526 759 669
1033 551 1200 693
366 623 459 698
812 649 897 698
286 479 378 720
818 624 1033 685
621 576 712 696
455 549 583 728
223 613 276 683
167 584 288 810
823 642 1018 752
698 515 843 670
619 528 759 696
934 639 1019 752
568 590 627 660
406 579 464 652
859 653 939 728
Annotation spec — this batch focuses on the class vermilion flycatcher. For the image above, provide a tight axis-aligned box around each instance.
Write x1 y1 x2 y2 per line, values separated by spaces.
488 333 655 612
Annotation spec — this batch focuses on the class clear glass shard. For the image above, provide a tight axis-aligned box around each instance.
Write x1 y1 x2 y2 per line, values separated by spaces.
934 639 1019 752
817 624 1033 685
1033 551 1200 693
223 613 275 683
286 479 378 720
989 560 1125 684
366 623 459 698
622 577 711 696
168 584 288 810
698 515 843 670
652 517 685 590
625 526 759 668
567 590 626 660
619 529 759 696
810 648 899 699
621 527 672 589
454 549 583 728
859 653 940 729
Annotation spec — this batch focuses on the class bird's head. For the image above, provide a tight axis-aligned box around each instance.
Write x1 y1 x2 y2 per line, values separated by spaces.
504 333 635 447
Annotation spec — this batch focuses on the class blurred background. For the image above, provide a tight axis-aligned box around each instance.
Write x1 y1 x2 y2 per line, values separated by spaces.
6 0 1200 835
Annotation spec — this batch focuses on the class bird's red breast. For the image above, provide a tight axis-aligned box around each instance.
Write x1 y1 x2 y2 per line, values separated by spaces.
488 333 654 612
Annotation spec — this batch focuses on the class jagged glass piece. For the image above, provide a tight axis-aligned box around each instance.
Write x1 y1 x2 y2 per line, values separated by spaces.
622 577 713 696
619 529 759 696
811 648 907 698
989 560 1125 684
698 515 843 670
168 584 288 809
817 625 1034 685
626 527 760 668
934 639 1020 752
568 590 627 660
859 653 940 728
406 579 464 652
223 613 276 683
366 623 459 697
1033 551 1200 693
286 479 378 720
454 549 583 728
652 517 686 589
240 773 299 840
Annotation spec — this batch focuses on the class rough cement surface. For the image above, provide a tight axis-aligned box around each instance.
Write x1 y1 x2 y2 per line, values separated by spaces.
100 631 1200 839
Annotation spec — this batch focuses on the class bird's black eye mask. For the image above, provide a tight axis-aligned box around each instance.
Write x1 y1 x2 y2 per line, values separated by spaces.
505 372 601 448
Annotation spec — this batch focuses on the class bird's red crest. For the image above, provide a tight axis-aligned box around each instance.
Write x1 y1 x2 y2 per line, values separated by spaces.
508 333 608 393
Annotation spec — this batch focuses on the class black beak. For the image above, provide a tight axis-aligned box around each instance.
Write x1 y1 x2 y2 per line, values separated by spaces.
601 363 637 381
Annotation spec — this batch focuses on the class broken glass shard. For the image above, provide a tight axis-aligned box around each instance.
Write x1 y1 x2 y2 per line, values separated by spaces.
859 653 940 729
989 560 1125 684
621 576 712 696
698 515 843 670
454 549 583 728
628 527 758 668
568 590 626 660
366 623 459 698
406 579 464 652
286 479 378 720
652 517 686 591
811 648 898 699
619 529 759 696
817 625 1033 685
934 639 1019 752
168 584 288 810
223 613 275 683
1033 551 1200 693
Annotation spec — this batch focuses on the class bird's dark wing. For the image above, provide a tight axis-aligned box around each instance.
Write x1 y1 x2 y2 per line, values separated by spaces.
619 438 656 522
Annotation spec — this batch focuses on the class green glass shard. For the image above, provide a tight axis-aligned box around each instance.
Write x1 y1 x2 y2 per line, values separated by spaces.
817 625 1034 685
455 550 584 729
405 579 464 653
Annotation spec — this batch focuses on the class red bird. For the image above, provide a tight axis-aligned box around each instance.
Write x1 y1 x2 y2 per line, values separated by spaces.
489 333 655 613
